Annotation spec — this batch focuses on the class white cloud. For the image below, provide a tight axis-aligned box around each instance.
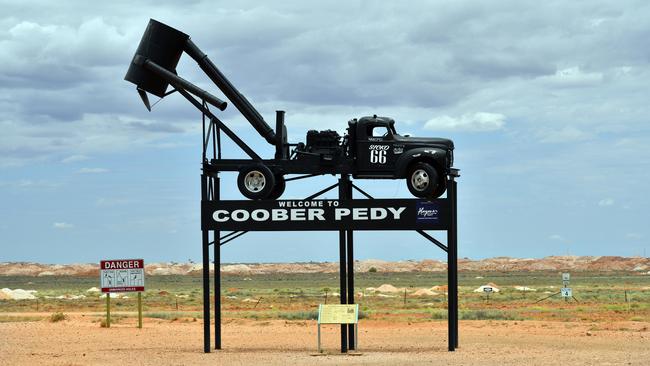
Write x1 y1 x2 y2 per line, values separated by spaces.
538 67 604 88
61 155 89 163
549 234 567 242
598 198 615 207
77 167 109 174
52 222 74 229
539 126 591 143
625 233 642 240
424 112 506 132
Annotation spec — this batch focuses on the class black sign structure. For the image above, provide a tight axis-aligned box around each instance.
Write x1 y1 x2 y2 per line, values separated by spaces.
124 19 460 356
199 173 459 354
202 199 449 231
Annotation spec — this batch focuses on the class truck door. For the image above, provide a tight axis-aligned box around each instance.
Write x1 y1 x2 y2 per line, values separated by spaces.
356 123 395 175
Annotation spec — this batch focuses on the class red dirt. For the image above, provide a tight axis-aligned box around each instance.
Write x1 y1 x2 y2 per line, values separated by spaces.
1 313 648 365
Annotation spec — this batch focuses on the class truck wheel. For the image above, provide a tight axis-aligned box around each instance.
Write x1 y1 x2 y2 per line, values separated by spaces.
237 165 275 200
432 178 447 198
406 162 439 199
267 175 286 200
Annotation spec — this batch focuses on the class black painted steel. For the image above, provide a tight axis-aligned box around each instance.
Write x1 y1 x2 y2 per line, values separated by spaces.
275 111 288 159
345 177 355 350
129 20 461 354
220 231 248 245
304 183 340 201
416 230 448 252
141 58 227 110
202 198 450 231
125 19 188 97
201 174 211 353
184 39 277 145
175 89 261 160
338 177 348 353
214 176 221 350
447 178 458 351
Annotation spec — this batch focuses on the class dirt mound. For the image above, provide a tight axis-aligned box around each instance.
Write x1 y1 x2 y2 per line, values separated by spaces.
430 285 448 292
1 288 37 300
474 285 500 293
514 286 537 292
412 288 438 296
375 284 401 293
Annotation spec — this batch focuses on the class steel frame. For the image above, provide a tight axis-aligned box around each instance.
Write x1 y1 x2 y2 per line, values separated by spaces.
198 108 459 354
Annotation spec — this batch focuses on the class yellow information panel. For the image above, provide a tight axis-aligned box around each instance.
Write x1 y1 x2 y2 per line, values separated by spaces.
318 304 359 324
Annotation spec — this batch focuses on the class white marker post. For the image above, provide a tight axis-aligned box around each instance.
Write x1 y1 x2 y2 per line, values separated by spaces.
100 259 145 328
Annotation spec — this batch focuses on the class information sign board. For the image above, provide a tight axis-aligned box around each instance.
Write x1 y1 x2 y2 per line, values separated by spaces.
318 304 359 324
100 259 145 293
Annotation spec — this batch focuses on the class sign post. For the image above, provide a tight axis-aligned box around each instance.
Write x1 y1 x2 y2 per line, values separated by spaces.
100 259 145 328
562 273 570 303
483 286 493 303
106 295 111 328
317 304 359 353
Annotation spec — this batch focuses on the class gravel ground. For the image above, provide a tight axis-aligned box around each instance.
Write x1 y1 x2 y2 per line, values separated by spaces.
1 313 648 365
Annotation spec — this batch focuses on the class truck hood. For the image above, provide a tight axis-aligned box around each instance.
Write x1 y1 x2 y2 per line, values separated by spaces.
393 135 454 149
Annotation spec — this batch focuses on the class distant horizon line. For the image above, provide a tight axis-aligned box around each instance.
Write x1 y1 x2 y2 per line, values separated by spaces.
2 254 649 266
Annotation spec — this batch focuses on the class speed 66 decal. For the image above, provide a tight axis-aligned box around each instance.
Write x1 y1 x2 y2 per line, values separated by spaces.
369 145 388 164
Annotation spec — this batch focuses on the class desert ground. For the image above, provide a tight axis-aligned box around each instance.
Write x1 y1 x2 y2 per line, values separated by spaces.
1 314 649 365
2 258 650 365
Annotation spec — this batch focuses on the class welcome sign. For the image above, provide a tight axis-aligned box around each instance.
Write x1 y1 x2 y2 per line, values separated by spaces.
201 199 449 231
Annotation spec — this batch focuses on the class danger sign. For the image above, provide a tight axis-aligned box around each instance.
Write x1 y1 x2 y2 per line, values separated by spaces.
100 259 145 293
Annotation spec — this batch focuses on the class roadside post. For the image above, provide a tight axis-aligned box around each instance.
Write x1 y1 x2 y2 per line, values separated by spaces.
535 272 578 304
483 286 493 303
562 273 572 303
100 259 146 328
106 295 111 327
317 304 359 354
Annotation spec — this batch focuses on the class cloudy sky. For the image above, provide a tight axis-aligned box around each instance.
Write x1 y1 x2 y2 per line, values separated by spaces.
1 1 649 264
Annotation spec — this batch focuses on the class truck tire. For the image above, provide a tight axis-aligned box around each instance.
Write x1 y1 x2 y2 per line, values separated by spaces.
267 175 286 200
406 162 439 199
237 165 275 200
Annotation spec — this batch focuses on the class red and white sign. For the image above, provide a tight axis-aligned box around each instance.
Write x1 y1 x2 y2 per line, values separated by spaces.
100 259 145 293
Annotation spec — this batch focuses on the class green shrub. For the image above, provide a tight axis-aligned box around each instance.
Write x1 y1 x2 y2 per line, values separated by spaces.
277 310 318 320
368 267 378 273
460 310 521 320
49 312 67 323
430 310 448 320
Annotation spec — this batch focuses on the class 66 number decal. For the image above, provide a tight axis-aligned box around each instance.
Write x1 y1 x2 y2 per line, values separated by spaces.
369 145 388 164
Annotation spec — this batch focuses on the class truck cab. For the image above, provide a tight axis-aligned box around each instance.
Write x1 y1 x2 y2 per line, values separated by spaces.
349 115 454 198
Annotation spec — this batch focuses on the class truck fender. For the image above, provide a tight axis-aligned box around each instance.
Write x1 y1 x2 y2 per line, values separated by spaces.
394 147 446 178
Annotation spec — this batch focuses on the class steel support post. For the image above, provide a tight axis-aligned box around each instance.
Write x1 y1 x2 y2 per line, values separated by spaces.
338 176 348 353
201 173 211 353
345 177 355 350
447 177 458 351
213 175 221 350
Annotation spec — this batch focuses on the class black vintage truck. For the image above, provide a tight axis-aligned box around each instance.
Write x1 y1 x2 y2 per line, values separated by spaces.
125 20 455 200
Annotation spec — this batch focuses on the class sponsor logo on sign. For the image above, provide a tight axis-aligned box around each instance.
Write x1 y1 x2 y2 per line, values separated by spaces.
416 201 440 222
